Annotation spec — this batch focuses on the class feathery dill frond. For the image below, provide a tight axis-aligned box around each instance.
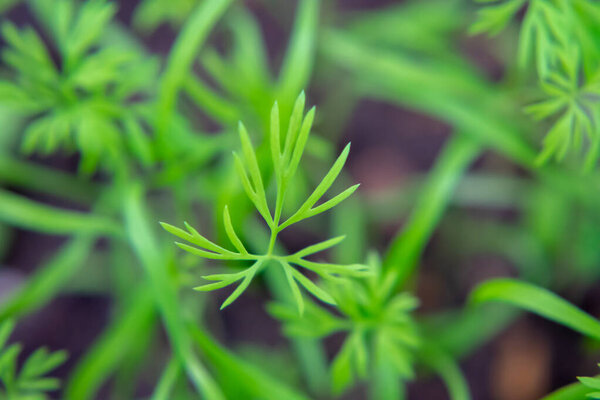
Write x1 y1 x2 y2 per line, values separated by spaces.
162 93 365 312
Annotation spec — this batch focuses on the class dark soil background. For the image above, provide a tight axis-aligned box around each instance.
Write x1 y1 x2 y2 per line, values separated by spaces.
2 0 600 399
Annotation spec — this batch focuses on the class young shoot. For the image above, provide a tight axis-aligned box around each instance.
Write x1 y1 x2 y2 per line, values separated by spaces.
161 92 365 313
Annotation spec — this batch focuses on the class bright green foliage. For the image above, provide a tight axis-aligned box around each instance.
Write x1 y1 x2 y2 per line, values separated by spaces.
162 93 364 312
0 320 67 400
269 255 420 395
471 0 600 73
579 369 600 399
526 47 600 167
472 0 600 167
0 0 157 174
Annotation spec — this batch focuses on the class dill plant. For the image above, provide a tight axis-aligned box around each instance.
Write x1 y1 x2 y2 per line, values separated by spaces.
162 93 363 312
0 0 599 399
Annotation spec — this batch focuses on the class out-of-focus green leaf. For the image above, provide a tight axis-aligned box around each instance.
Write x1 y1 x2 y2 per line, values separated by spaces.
0 189 120 236
470 279 600 340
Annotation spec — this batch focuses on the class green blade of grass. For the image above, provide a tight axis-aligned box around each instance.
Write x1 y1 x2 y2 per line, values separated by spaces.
470 279 600 341
123 182 224 400
381 133 480 296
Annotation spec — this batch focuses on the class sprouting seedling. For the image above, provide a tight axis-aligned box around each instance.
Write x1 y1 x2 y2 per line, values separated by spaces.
0 320 67 399
161 92 366 313
0 0 156 174
268 254 420 394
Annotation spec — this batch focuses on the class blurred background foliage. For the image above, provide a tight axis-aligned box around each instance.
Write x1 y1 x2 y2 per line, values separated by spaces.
0 0 600 399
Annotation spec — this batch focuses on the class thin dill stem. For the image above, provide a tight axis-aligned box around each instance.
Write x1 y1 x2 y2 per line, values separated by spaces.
268 182 286 255
266 226 279 256
381 133 481 298
156 0 234 153
151 357 181 400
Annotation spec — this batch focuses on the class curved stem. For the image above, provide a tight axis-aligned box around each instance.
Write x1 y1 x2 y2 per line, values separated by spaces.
381 133 481 298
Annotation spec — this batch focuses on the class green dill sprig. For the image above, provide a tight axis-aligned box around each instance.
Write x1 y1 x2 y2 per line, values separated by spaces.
162 93 365 312
0 0 157 174
268 255 420 395
472 0 600 168
0 320 67 399
526 46 600 168
470 0 595 74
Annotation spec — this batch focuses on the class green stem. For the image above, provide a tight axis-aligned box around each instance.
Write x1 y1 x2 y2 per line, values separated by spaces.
123 182 224 400
0 157 100 205
370 359 404 400
151 357 181 400
418 345 471 400
381 133 480 297
156 0 234 149
0 188 121 237
245 218 329 395
65 286 156 400
191 326 310 400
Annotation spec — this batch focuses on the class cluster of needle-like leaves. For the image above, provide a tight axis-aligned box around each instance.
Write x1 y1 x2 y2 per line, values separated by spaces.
162 93 365 312
268 255 420 394
472 0 600 72
0 0 157 174
472 0 600 167
0 320 67 400
526 48 600 167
